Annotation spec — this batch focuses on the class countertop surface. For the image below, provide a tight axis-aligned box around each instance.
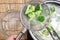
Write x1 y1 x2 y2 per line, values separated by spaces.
0 0 29 40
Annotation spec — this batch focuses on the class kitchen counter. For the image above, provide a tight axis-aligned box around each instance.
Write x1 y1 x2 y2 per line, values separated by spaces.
0 0 30 40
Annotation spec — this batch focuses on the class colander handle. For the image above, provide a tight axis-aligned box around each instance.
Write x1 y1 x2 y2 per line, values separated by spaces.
15 32 23 40
16 28 27 40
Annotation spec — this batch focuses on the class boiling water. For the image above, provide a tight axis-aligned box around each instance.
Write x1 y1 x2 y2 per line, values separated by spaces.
31 3 60 40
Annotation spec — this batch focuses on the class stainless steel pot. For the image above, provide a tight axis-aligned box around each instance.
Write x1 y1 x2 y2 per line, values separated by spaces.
29 1 60 40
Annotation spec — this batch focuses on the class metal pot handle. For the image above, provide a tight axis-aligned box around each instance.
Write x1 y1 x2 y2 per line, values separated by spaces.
44 1 60 4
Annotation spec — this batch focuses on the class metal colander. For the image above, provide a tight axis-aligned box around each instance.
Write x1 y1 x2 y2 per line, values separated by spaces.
20 0 50 31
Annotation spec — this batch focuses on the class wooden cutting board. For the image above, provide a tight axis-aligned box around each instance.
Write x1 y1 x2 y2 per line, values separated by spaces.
0 0 30 40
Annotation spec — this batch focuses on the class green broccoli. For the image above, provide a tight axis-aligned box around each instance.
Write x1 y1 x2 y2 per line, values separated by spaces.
35 10 42 16
25 5 35 14
42 29 49 36
50 6 55 13
35 3 42 11
36 16 45 22
47 24 53 30
28 12 35 20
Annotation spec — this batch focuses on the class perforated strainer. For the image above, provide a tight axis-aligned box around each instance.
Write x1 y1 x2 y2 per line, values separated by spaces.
20 0 50 31
17 0 50 40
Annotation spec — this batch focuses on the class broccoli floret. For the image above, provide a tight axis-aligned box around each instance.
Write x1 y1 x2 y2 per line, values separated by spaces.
25 5 35 14
28 12 35 20
35 10 42 16
25 3 44 22
35 3 42 11
47 24 53 30
36 16 45 22
50 6 55 13
42 29 49 36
